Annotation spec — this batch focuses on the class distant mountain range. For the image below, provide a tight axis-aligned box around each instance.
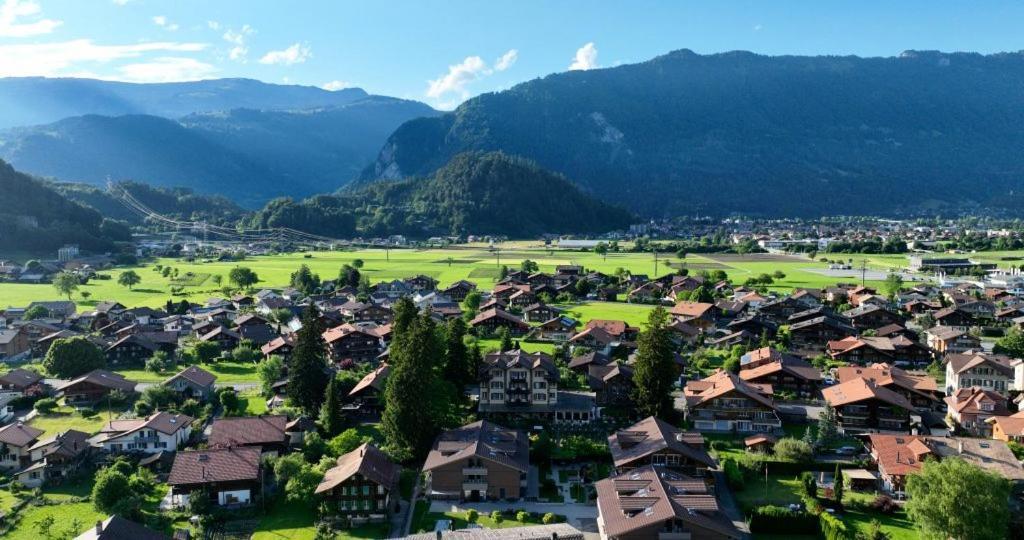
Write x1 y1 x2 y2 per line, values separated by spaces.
363 49 1024 217
0 95 438 206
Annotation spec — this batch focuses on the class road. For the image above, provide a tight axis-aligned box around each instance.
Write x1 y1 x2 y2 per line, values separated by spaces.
44 378 259 392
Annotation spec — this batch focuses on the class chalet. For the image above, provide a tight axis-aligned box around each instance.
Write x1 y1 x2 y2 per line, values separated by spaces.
105 334 160 366
168 446 263 507
423 420 528 501
0 368 45 398
595 465 740 540
528 316 577 342
932 307 973 329
163 365 217 401
758 295 816 324
569 326 616 352
944 387 1008 436
0 327 29 359
26 300 76 319
608 416 715 477
18 429 90 488
670 301 716 330
199 325 242 350
666 319 701 346
0 422 43 472
323 324 384 364
707 329 759 349
567 351 611 374
587 363 634 406
836 363 941 411
340 302 393 325
522 303 561 323
726 314 778 338
738 347 821 398
348 363 389 414
261 335 295 359
441 280 476 302
74 515 170 540
821 378 916 433
842 304 902 331
315 443 399 520
944 351 1014 395
627 281 666 303
827 336 932 366
469 308 529 337
988 411 1024 443
925 326 980 355
209 415 289 454
95 411 194 454
33 329 81 355
405 274 438 292
789 316 856 352
58 370 137 406
508 289 539 309
714 299 748 320
479 350 558 414
584 319 638 342
683 371 781 433
237 320 278 346
958 300 997 320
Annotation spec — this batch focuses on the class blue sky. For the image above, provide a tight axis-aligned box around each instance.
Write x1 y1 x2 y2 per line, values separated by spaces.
1 0 1023 109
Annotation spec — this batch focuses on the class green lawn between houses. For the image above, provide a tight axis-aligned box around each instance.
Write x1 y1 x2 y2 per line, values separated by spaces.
410 500 559 534
111 359 261 384
251 500 388 540
0 246 930 310
26 403 126 435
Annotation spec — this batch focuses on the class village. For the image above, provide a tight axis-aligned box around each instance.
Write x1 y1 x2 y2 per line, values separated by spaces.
0 242 1021 540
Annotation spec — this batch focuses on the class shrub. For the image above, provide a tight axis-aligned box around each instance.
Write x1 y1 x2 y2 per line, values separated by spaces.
869 494 898 514
490 510 502 523
466 509 478 523
800 471 817 499
516 511 528 523
542 512 556 524
749 505 819 534
34 398 58 414
774 438 813 463
819 511 855 540
722 458 745 490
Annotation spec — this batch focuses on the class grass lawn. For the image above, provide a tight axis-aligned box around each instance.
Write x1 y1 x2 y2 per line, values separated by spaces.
27 404 120 435
410 500 553 534
353 422 384 444
555 301 655 327
236 388 269 415
113 360 260 383
476 338 557 355
0 489 24 513
734 474 806 510
252 500 388 540
5 501 104 540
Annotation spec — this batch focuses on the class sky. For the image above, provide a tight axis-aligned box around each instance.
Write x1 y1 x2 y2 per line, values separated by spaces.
1 0 1023 109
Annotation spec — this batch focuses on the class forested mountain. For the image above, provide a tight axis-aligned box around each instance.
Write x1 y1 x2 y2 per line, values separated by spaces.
0 77 368 129
0 97 438 206
0 160 129 254
246 151 633 237
363 49 1024 217
54 181 247 226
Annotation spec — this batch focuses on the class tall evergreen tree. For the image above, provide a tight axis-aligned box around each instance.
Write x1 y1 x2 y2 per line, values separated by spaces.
497 326 514 352
381 312 448 460
631 306 677 418
319 376 344 437
443 317 471 387
287 307 329 416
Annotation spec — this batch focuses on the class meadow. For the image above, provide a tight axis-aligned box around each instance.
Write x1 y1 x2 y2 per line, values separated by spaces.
0 245 955 310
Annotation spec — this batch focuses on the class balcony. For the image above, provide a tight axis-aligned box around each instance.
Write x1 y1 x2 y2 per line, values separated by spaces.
462 467 488 476
463 481 488 491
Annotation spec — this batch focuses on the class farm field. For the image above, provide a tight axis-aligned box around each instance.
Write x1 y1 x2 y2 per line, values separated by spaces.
0 245 932 310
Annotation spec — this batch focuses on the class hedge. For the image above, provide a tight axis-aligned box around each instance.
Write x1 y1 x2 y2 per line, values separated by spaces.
749 506 819 534
820 511 856 540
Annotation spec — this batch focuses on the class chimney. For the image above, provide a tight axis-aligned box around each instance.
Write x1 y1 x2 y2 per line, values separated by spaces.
95 520 103 535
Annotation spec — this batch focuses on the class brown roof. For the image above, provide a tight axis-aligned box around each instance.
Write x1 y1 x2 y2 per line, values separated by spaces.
945 352 1014 377
836 363 938 399
28 429 90 459
423 420 528 473
595 465 740 539
0 368 43 388
165 365 216 388
100 411 193 439
868 434 1024 482
315 443 399 495
670 301 715 318
685 370 776 411
208 415 288 447
867 434 932 477
168 446 261 486
944 387 1008 416
58 369 137 393
349 363 389 397
73 515 169 540
744 434 777 447
821 377 915 410
608 416 715 469
988 411 1024 438
739 356 821 384
469 308 528 328
585 319 631 337
0 422 43 447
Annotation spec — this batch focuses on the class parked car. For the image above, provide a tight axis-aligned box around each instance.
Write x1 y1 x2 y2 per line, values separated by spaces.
835 446 859 456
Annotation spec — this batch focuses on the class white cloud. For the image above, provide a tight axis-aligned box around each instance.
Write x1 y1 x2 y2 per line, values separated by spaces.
0 39 208 78
152 15 178 31
427 55 486 99
222 24 255 62
0 0 62 37
206 20 220 31
321 80 352 91
259 43 311 66
494 49 518 71
569 42 598 71
117 56 216 83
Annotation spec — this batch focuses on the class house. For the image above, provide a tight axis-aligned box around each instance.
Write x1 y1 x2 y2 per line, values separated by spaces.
478 350 559 414
95 411 194 454
323 324 384 365
423 420 528 501
0 327 30 359
168 446 263 507
469 308 529 337
585 319 639 342
835 363 941 411
932 307 974 329
865 434 1024 499
567 351 611 374
925 326 980 355
821 378 916 433
163 365 217 401
0 422 44 472
522 303 561 323
261 335 295 359
198 325 242 350
988 411 1024 443
738 347 822 398
315 443 399 520
569 326 617 352
529 316 577 342
944 387 1008 436
608 416 715 477
405 274 439 292
670 301 716 330
842 304 903 331
73 515 170 540
758 295 817 323
441 280 476 302
0 368 45 398
683 370 782 433
340 302 393 325
944 351 1014 395
587 363 634 406
209 415 289 454
788 316 856 353
57 370 138 406
105 334 160 366
348 363 389 414
595 465 740 540
827 336 933 366
18 429 91 487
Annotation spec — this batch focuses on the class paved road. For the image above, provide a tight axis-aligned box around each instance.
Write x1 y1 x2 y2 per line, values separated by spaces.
712 471 751 539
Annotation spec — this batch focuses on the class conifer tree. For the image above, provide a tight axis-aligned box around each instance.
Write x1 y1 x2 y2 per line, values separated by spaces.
382 312 446 460
287 307 329 416
631 306 677 418
319 376 343 437
443 317 471 387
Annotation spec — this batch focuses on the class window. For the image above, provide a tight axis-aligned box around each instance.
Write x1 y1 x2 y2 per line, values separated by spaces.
377 485 385 495
362 485 370 495
490 393 504 400
377 499 385 510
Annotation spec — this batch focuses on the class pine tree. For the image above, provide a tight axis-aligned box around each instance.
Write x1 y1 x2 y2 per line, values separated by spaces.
319 376 344 437
631 306 677 418
497 326 513 352
443 317 471 387
287 307 329 416
817 402 839 448
833 463 844 505
802 425 816 447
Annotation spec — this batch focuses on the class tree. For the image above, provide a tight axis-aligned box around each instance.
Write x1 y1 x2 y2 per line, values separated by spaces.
80 291 91 302
286 464 324 503
92 468 132 513
43 336 105 378
33 515 56 539
816 402 839 448
290 264 321 295
833 463 844 505
443 317 471 388
722 356 740 374
117 270 141 290
338 264 361 288
218 387 240 414
23 305 48 320
497 326 514 352
800 471 817 499
145 350 173 373
994 327 1024 359
319 377 344 437
883 272 904 298
906 458 1010 540
328 428 373 456
463 290 482 311
188 340 221 364
632 306 677 418
52 271 79 300
352 259 364 269
288 307 329 416
211 274 223 286
773 438 813 463
257 355 284 397
520 259 539 273
595 242 608 261
228 266 259 290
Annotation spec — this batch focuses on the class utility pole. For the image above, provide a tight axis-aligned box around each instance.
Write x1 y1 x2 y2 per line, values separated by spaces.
653 248 659 276
860 259 867 286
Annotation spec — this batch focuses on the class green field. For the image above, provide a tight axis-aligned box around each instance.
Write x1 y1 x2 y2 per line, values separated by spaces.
0 246 926 310
27 404 123 435
112 360 260 384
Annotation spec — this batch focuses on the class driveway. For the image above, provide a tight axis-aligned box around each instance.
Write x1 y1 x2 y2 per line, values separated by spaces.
712 471 751 539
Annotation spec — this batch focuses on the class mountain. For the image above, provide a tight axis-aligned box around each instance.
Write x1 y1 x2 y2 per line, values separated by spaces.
246 151 633 238
0 160 129 254
54 181 247 226
0 77 368 129
363 49 1024 217
0 97 439 207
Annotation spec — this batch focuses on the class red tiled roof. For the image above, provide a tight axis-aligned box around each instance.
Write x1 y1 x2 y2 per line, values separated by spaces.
209 415 288 447
168 446 261 486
